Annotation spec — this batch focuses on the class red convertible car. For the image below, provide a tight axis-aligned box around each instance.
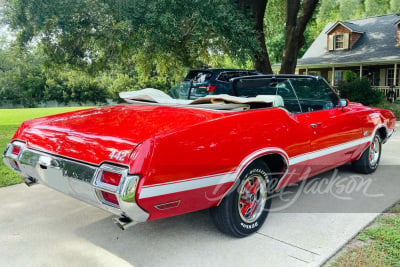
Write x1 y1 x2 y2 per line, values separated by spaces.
3 75 396 237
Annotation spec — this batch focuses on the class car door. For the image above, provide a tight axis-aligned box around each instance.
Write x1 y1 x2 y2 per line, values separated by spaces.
292 77 363 175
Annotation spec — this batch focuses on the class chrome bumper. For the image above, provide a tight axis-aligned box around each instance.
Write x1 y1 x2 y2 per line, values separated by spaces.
384 128 395 144
3 141 149 223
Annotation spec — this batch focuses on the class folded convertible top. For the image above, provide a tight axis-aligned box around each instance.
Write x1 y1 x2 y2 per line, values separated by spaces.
119 88 284 110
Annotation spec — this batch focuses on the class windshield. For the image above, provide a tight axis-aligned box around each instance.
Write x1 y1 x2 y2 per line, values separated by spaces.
184 70 213 82
234 77 339 113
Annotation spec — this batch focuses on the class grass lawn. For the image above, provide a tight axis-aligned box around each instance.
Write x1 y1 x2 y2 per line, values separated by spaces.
0 107 92 187
328 202 400 267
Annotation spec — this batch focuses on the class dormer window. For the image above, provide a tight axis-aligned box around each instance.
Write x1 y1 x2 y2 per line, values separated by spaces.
334 34 344 49
328 33 349 51
325 21 361 51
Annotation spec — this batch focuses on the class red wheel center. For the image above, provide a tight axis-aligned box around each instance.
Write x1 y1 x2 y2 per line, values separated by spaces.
240 178 260 218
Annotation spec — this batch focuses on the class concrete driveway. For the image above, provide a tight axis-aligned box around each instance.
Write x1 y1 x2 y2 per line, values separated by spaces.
1 124 399 267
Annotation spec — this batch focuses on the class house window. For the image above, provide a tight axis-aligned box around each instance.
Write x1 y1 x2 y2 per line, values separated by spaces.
334 70 343 86
386 68 400 86
334 34 344 49
328 33 349 51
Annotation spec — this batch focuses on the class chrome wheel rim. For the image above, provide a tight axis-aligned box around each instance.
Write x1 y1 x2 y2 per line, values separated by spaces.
238 174 267 223
369 136 380 167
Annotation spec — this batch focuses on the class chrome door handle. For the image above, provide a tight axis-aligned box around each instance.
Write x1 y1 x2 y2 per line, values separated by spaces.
310 122 322 128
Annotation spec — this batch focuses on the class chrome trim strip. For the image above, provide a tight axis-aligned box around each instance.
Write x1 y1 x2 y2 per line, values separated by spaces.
118 175 150 221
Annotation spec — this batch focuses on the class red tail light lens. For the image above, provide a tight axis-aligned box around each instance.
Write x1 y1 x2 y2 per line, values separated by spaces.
198 85 217 93
94 164 129 207
101 191 119 205
206 85 217 93
12 145 21 156
100 170 122 186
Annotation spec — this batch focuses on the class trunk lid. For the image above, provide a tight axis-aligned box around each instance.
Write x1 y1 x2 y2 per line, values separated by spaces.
14 104 224 165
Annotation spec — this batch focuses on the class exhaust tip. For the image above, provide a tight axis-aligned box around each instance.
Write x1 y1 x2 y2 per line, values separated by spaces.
113 216 137 230
23 177 37 187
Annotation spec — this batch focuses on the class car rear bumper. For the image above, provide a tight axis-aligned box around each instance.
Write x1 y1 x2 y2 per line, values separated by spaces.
3 141 149 223
385 128 395 144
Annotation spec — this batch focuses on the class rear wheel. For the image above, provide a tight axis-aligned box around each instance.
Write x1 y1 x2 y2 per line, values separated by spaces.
352 134 382 174
210 160 272 237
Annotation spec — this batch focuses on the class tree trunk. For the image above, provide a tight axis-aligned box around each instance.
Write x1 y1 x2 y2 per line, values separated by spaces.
280 0 318 74
237 0 273 74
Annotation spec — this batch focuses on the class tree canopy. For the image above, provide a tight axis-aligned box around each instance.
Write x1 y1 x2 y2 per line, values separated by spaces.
1 0 399 106
5 0 259 78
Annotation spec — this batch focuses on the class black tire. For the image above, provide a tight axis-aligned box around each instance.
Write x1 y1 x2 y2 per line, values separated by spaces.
352 134 382 174
210 160 272 237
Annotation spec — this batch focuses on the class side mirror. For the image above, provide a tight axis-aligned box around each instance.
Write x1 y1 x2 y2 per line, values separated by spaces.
339 99 349 108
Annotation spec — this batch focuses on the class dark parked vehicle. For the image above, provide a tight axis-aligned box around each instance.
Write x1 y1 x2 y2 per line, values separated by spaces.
169 68 261 99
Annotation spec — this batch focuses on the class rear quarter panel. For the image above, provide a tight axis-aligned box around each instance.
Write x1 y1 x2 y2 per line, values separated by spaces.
135 107 309 220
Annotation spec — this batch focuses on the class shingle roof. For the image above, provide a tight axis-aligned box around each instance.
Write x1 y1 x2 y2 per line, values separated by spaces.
325 21 364 34
299 14 400 66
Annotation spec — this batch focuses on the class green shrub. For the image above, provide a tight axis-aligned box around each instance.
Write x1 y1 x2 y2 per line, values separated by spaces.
344 70 357 82
338 78 383 106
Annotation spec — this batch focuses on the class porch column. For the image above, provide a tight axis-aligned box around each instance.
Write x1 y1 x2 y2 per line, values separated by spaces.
305 67 308 75
394 63 398 86
360 64 363 79
331 66 335 86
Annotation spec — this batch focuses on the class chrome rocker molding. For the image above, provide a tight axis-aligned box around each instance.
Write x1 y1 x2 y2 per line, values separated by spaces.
3 141 149 227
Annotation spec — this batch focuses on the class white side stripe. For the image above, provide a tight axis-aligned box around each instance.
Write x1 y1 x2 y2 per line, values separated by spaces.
289 136 371 165
139 136 372 199
139 172 235 199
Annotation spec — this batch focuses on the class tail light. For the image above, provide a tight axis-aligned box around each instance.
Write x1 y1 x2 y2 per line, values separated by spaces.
6 142 26 172
198 85 217 93
94 164 128 207
99 170 122 186
12 145 22 156
101 191 119 205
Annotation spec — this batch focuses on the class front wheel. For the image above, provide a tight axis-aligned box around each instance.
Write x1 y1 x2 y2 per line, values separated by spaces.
352 134 382 174
210 160 272 237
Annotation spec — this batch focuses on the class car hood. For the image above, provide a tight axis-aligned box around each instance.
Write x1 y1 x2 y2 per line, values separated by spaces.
13 104 225 165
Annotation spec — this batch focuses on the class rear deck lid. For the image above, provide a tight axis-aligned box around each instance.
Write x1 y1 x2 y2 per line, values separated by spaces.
14 104 223 165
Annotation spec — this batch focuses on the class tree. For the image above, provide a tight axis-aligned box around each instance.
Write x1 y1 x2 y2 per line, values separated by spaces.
264 0 286 64
364 0 390 17
339 0 364 21
5 0 259 79
236 0 272 73
390 0 400 13
280 0 319 74
0 46 46 107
